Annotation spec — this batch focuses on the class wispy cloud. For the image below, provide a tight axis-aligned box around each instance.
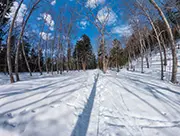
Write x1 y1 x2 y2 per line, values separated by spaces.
40 32 52 40
7 1 27 25
79 20 89 29
38 13 55 31
97 6 117 26
86 0 105 9
111 25 132 37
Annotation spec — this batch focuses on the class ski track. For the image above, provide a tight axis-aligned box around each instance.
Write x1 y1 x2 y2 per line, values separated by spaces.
0 70 180 136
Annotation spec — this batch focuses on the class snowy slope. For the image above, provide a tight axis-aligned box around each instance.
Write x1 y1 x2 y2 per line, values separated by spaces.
0 70 180 136
132 40 180 82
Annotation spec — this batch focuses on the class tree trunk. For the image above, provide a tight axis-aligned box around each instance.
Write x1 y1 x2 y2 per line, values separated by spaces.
76 48 80 71
56 58 59 74
82 62 86 71
159 47 164 80
46 62 49 74
146 56 149 68
127 50 131 71
51 59 53 75
51 49 54 75
141 53 144 73
15 0 40 81
139 33 144 73
38 15 48 75
138 3 165 80
101 33 107 73
105 58 109 72
7 0 24 83
67 40 71 72
38 49 43 75
60 57 63 74
160 34 167 67
45 36 49 74
77 60 80 71
151 23 164 80
149 0 178 83
22 41 32 76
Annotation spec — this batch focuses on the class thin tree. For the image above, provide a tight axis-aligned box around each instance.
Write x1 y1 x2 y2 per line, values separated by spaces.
15 0 41 81
149 0 178 83
7 0 24 83
135 1 165 79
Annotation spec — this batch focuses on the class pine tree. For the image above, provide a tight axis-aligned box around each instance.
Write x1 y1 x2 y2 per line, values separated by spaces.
74 34 95 71
87 53 97 69
110 39 122 72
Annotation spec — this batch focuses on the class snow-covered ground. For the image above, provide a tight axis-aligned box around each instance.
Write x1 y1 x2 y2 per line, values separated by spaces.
0 69 180 136
132 41 180 82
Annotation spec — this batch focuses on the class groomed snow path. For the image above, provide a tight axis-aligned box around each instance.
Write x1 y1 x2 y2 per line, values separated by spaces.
0 70 180 136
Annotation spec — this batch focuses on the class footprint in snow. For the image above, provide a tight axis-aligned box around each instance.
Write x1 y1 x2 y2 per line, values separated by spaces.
31 109 36 113
6 113 14 118
162 112 167 116
3 120 17 128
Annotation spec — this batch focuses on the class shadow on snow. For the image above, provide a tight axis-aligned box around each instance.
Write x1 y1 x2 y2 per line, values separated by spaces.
71 74 99 136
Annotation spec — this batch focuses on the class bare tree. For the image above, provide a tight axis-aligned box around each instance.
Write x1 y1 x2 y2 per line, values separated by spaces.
7 0 24 83
15 0 41 81
51 31 56 75
37 12 50 75
149 0 178 83
0 0 13 25
135 1 165 79
62 7 77 72
76 0 117 73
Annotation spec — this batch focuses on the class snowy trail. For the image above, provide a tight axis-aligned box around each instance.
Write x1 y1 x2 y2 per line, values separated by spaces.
98 71 180 136
0 70 180 136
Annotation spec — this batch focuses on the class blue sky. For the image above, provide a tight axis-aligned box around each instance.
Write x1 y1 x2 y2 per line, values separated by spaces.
13 0 133 53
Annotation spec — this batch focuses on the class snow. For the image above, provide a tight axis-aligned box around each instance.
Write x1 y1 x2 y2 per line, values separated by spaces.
131 41 180 82
0 69 180 136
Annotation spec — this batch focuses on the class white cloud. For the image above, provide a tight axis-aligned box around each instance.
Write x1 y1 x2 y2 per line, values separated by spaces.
97 7 117 25
40 32 52 40
7 1 27 25
39 13 55 31
111 25 132 37
79 20 89 29
37 17 41 20
51 0 56 5
86 0 105 9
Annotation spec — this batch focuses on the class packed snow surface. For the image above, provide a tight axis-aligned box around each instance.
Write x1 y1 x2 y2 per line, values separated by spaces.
0 70 180 136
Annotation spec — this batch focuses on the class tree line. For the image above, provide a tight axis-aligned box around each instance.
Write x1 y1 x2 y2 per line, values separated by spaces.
0 0 179 84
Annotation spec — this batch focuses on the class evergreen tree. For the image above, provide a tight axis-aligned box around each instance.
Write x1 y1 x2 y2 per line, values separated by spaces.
98 39 106 70
74 34 96 71
87 53 97 69
110 39 122 72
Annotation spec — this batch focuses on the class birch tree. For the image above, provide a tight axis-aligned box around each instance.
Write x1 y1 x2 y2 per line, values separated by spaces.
149 0 178 83
15 0 41 81
7 0 24 83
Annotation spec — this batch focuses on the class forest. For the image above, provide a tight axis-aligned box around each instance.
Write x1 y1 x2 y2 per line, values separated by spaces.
0 0 180 136
0 0 179 83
